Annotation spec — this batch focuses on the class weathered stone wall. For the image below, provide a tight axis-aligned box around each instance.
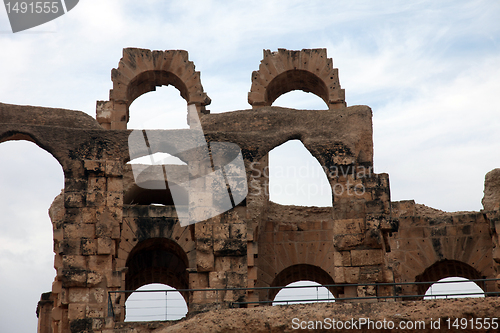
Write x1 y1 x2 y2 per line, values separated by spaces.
388 200 495 297
482 169 500 289
1 48 499 333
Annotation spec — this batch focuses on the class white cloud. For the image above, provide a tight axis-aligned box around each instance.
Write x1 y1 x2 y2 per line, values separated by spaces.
373 55 500 211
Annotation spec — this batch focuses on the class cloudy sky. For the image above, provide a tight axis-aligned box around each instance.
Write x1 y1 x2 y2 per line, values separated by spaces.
1 0 500 331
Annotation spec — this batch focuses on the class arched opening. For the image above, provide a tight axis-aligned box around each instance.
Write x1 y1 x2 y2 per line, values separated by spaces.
127 84 189 130
268 140 332 207
123 182 188 206
124 283 188 322
416 260 484 297
0 140 64 332
125 238 189 308
424 277 485 299
126 150 189 207
273 281 335 305
265 70 329 107
272 89 329 110
269 264 337 303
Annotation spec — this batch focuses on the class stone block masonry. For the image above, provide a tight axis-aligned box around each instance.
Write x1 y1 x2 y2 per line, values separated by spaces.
0 48 498 333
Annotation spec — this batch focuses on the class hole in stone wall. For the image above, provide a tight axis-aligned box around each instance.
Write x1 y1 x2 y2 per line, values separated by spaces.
128 85 189 130
268 140 332 207
0 140 64 332
125 283 188 321
424 277 484 299
128 152 187 166
272 89 328 110
273 281 335 305
126 154 188 206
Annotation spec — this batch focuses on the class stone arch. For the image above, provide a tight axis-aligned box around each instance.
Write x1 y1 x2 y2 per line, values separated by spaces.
115 205 196 285
268 264 338 302
256 219 335 293
0 131 66 170
97 48 211 129
248 49 346 110
415 259 484 297
389 212 496 297
125 238 190 302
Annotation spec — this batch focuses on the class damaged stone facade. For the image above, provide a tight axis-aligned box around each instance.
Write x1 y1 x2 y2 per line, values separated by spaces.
0 48 499 333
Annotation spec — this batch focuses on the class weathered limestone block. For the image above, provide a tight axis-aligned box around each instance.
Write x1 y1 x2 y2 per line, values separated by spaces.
62 255 87 270
344 267 360 283
68 303 86 320
334 267 346 283
88 255 112 272
213 239 247 256
68 288 90 303
95 209 120 238
214 256 246 273
197 251 214 272
86 191 106 206
49 191 65 222
61 269 87 288
351 249 384 266
105 161 123 177
334 233 365 250
64 223 95 239
88 176 107 193
189 272 209 289
106 192 122 207
84 160 106 175
81 238 97 255
64 192 85 208
58 239 81 255
334 218 364 235
86 271 104 287
97 237 114 255
86 304 106 318
482 168 500 211
208 271 226 288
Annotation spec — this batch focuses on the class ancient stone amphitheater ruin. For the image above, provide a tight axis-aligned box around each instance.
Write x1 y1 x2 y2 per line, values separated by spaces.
1 48 499 332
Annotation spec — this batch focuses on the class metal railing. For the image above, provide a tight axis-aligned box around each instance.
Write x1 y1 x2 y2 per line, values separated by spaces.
107 278 500 321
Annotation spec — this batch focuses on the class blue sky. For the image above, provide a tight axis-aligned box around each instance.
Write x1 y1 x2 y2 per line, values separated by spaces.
1 1 500 331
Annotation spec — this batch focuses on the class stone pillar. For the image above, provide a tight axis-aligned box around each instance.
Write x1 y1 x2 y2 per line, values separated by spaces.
331 168 395 300
37 292 54 333
50 160 125 332
191 211 248 313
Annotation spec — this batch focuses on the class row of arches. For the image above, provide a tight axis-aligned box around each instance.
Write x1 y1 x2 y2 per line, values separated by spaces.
125 84 334 208
0 138 490 327
125 84 335 208
126 85 329 130
119 233 488 321
126 139 333 207
123 259 486 322
115 51 351 210
97 48 345 130
1 127 492 328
